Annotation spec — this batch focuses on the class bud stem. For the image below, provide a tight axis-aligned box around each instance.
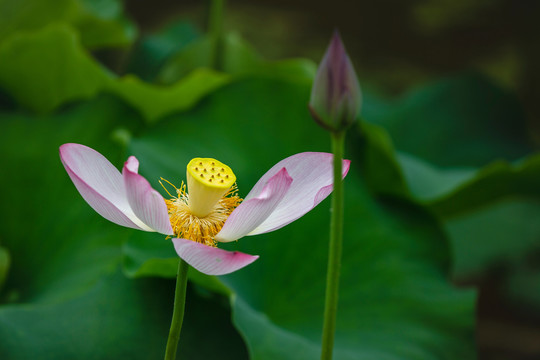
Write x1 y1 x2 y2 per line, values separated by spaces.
321 130 345 360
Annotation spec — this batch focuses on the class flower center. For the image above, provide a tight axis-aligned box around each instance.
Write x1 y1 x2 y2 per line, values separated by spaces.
162 158 241 247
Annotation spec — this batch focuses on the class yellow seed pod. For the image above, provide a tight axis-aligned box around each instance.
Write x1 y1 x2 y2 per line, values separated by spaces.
186 158 236 217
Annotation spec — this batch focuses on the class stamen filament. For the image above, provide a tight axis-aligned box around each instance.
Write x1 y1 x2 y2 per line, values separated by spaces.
160 177 178 198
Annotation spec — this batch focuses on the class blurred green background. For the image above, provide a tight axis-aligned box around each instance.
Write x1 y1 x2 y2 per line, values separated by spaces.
1 0 539 359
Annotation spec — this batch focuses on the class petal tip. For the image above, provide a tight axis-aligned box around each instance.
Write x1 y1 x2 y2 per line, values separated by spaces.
59 143 84 160
343 159 351 178
274 167 293 188
124 156 139 174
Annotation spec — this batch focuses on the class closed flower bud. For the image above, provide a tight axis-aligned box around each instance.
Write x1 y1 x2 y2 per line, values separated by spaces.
309 31 362 132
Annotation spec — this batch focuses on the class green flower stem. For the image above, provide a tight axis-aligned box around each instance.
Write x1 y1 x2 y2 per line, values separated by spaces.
321 130 346 360
164 259 190 360
208 0 225 71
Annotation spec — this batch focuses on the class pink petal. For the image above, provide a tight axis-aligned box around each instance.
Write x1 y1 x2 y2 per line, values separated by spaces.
59 143 150 231
215 168 293 242
172 238 259 275
123 156 174 235
244 152 350 236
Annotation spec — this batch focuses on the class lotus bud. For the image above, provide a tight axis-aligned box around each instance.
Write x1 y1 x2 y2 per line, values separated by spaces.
309 31 362 132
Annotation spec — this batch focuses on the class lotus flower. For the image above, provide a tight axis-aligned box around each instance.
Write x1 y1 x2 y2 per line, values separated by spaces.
60 143 350 275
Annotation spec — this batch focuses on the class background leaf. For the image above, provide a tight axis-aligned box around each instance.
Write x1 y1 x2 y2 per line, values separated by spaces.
0 24 112 113
362 73 540 281
363 74 532 167
125 20 200 82
0 24 230 121
158 32 316 84
0 0 135 49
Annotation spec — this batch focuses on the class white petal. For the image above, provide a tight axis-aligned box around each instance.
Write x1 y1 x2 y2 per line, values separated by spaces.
123 156 174 235
172 238 259 275
245 152 350 235
215 168 293 242
59 143 152 231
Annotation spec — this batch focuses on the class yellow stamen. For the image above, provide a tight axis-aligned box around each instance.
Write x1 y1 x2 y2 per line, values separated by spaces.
159 177 177 198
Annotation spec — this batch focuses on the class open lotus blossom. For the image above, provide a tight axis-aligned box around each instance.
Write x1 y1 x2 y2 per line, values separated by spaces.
60 143 350 275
